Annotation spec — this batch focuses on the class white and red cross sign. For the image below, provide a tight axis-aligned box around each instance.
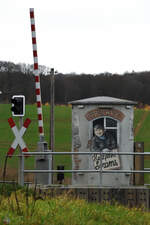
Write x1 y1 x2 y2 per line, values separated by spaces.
7 117 31 157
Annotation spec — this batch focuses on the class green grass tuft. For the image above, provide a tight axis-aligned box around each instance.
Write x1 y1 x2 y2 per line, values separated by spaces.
0 190 149 225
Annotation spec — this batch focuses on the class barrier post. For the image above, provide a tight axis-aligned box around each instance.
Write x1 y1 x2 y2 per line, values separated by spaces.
29 8 52 185
18 117 24 186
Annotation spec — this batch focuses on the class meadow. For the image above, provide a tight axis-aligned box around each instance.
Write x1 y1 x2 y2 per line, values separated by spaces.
0 104 150 183
0 104 72 182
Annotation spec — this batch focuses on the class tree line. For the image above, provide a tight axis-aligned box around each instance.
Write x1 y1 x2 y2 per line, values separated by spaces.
0 61 150 105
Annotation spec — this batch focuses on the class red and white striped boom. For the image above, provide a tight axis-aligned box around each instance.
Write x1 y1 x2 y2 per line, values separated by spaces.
29 8 44 140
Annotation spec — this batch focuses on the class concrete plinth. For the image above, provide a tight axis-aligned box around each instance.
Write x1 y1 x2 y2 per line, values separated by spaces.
35 153 52 185
35 141 52 185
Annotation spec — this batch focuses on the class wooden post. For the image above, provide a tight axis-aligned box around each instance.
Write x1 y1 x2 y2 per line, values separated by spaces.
134 142 144 185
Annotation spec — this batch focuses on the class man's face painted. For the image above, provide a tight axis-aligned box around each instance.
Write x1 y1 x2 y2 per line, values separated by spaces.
94 128 104 137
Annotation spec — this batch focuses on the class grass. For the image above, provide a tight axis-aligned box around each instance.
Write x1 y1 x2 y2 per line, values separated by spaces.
0 188 150 225
0 104 72 181
135 110 150 143
134 108 145 129
134 109 150 184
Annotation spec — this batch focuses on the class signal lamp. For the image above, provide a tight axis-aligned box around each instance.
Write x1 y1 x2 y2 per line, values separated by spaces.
11 95 25 117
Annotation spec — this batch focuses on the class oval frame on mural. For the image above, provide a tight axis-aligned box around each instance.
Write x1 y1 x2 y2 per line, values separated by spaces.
85 108 125 122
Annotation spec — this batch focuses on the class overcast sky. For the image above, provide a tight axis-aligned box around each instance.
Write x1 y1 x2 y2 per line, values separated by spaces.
0 0 150 74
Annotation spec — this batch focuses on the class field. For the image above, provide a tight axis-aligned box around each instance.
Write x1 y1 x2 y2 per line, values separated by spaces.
0 104 150 183
0 104 72 182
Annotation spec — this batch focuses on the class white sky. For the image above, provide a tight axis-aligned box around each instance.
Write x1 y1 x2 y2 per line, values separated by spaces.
0 0 150 74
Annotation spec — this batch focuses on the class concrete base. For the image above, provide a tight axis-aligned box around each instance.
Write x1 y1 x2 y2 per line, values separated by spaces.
37 185 149 209
35 154 52 185
35 141 52 185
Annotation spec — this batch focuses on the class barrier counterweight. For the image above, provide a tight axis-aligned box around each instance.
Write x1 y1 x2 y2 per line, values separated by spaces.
29 8 44 140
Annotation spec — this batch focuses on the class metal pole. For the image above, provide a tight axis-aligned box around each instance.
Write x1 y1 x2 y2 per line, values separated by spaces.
18 117 24 186
50 68 55 151
23 151 150 156
100 152 103 186
23 169 150 174
50 68 55 184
